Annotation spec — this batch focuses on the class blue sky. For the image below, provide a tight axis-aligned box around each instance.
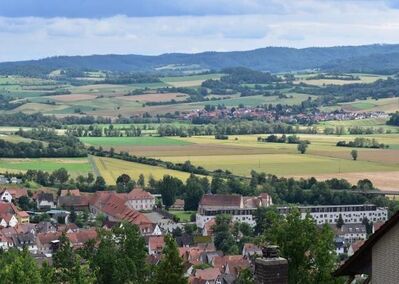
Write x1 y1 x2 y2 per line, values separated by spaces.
1 0 399 61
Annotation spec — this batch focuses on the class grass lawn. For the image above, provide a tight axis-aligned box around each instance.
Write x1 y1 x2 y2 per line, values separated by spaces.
80 136 192 147
168 211 195 222
0 158 91 176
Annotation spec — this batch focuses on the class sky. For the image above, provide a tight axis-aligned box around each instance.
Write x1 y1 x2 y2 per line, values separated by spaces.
1 0 399 61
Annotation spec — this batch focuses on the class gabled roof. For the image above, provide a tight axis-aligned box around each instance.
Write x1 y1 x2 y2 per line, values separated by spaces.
194 267 221 281
90 191 153 229
58 195 89 208
37 192 54 203
334 210 399 276
126 188 154 200
0 188 28 199
67 229 97 247
148 236 165 252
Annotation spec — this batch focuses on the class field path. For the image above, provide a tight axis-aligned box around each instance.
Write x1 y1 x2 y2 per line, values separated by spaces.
87 155 101 177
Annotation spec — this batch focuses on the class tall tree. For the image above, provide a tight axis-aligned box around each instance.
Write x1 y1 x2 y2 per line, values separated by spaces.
184 174 205 211
260 209 341 284
154 235 187 284
351 149 358 161
93 223 149 284
213 214 239 255
158 175 182 208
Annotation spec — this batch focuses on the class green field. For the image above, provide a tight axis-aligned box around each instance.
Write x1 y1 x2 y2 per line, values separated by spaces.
317 118 399 133
80 136 192 147
323 97 399 113
0 158 91 176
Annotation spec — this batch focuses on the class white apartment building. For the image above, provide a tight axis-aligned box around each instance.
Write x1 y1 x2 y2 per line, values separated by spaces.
196 193 273 229
278 204 388 225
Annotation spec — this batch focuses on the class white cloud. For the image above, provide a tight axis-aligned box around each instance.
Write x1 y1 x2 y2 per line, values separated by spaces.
0 0 399 61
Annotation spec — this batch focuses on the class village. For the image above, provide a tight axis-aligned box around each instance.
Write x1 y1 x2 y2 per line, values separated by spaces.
0 181 389 283
182 106 388 126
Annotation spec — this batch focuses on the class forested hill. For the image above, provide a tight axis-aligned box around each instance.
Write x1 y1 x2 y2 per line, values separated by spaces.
2 44 399 75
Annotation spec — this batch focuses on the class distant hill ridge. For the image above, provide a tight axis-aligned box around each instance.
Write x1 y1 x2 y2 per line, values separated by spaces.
1 44 399 75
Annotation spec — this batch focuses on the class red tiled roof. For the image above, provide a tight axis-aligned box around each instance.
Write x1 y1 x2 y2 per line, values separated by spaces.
0 188 28 199
212 255 250 274
90 191 153 229
199 194 242 208
194 267 221 281
60 189 81 197
172 199 185 207
148 236 165 252
67 229 97 247
126 188 154 200
57 223 79 232
37 231 62 245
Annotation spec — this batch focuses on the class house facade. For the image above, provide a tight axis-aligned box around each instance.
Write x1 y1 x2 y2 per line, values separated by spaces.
278 204 388 225
334 210 399 283
196 193 273 229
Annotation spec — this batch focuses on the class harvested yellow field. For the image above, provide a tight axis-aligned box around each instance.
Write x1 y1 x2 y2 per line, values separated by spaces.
91 156 194 185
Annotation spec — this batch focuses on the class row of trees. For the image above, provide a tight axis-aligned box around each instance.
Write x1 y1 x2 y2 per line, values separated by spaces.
0 128 87 158
336 137 388 149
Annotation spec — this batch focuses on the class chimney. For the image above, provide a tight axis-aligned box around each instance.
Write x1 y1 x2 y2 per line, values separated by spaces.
254 246 288 284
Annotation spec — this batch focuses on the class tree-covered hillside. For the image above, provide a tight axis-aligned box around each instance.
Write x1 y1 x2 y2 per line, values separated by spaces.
2 44 399 75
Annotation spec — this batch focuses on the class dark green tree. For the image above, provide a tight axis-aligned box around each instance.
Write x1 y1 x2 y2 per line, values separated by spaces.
213 214 239 255
154 235 187 284
297 141 308 154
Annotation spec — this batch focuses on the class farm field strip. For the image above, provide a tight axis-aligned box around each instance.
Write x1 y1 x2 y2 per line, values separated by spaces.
92 156 196 185
157 153 398 177
80 136 192 147
0 158 91 176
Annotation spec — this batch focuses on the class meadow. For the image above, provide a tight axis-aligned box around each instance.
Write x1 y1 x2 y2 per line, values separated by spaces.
80 136 192 147
323 97 399 113
0 158 91 176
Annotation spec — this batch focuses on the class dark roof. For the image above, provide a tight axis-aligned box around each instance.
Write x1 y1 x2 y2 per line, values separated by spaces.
37 192 54 203
199 194 242 208
58 195 89 208
334 210 399 276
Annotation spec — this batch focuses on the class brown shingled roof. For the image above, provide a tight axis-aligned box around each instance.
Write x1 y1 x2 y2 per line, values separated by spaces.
199 194 242 208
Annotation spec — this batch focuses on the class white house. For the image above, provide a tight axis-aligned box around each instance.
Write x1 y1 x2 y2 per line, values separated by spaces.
124 188 156 211
36 192 56 210
337 224 367 244
0 215 18 228
0 190 13 203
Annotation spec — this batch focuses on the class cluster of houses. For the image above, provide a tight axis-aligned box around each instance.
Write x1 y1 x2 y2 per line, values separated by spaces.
0 175 22 185
0 184 393 283
183 106 388 125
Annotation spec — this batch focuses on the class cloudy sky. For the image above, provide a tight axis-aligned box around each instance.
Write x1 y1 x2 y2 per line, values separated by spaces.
1 0 399 61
